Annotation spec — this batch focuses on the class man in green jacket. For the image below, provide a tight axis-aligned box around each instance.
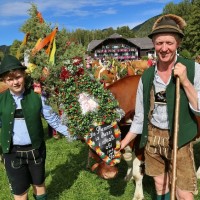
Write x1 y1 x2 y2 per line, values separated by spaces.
120 14 200 200
0 55 72 200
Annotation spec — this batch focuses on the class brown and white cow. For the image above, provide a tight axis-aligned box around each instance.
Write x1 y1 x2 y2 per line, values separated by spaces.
86 75 144 200
107 75 144 200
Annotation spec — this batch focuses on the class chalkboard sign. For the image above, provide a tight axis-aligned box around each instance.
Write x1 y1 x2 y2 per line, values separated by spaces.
90 123 116 160
84 121 121 166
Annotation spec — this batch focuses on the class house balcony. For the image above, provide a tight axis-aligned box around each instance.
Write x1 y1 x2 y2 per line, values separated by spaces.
95 48 136 54
94 55 137 60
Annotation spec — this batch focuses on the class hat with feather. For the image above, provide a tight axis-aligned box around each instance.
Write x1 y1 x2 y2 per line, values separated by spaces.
148 14 187 39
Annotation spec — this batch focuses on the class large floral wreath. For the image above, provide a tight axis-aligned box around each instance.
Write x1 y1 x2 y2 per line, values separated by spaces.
43 56 124 165
44 56 124 137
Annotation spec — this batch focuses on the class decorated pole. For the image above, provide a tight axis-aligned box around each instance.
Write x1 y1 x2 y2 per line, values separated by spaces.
170 77 180 200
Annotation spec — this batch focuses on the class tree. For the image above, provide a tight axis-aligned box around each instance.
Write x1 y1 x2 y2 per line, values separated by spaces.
163 2 179 14
163 0 192 21
182 0 200 58
116 26 135 38
10 40 21 56
0 45 10 58
0 51 4 61
17 3 85 82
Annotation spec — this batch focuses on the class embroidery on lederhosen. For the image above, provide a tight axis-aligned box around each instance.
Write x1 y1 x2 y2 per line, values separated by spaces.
154 91 167 105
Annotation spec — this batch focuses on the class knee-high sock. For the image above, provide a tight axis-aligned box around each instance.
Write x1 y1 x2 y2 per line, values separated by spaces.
156 192 170 200
33 193 47 200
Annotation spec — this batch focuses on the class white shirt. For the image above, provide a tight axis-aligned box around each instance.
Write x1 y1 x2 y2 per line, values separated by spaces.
11 92 70 145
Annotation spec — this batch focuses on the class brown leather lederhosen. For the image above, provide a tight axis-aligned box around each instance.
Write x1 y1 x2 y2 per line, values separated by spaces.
144 87 198 194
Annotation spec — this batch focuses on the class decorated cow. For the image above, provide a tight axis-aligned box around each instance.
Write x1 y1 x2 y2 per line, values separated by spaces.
107 75 144 200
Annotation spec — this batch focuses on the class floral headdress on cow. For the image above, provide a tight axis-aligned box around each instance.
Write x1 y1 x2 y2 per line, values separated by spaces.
18 4 124 166
43 52 124 166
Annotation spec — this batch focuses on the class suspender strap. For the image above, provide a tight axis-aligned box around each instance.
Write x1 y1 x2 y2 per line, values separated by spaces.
148 86 155 122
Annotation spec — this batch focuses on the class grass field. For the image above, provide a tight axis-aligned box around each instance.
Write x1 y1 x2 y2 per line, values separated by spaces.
0 122 200 200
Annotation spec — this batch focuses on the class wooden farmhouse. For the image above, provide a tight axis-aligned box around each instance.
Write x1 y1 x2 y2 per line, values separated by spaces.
87 33 154 61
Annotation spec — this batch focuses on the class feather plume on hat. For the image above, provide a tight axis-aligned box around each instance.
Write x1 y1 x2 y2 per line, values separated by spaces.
148 14 187 39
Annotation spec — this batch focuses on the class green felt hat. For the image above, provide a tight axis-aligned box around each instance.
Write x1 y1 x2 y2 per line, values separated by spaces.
0 55 27 76
148 14 186 39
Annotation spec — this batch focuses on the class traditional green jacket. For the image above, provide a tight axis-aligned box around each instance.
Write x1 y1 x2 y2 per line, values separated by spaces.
0 89 44 153
140 56 198 148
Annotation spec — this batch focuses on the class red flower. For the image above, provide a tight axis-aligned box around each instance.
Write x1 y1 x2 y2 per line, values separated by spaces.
66 41 71 47
76 67 84 76
73 56 82 66
54 87 59 95
60 66 70 81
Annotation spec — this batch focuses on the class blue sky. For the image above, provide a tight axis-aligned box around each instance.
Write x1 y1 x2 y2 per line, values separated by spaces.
0 0 182 46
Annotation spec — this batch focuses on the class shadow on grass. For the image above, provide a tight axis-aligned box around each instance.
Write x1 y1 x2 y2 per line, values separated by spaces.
107 159 128 196
143 174 156 199
109 161 156 199
45 141 89 199
43 136 158 199
46 145 131 199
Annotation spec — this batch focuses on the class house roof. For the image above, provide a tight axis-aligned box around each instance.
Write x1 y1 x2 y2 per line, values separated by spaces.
87 34 153 51
87 40 103 52
108 33 123 39
127 37 153 49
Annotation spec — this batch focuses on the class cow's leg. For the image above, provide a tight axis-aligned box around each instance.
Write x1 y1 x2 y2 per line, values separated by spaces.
122 145 144 200
122 145 133 181
132 156 144 200
197 167 200 179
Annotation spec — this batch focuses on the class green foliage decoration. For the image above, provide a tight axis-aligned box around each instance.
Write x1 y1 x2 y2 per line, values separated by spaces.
44 55 123 136
18 3 123 137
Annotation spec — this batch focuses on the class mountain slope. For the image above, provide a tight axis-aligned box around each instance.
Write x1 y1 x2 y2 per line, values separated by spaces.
132 15 161 37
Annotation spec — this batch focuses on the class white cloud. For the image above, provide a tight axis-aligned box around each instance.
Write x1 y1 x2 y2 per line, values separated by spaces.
0 0 178 18
0 19 25 26
0 2 30 17
100 7 117 15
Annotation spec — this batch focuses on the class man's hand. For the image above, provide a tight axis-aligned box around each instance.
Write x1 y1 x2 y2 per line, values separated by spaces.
174 62 189 87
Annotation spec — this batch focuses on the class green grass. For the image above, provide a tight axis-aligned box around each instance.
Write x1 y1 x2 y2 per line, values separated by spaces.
0 123 200 200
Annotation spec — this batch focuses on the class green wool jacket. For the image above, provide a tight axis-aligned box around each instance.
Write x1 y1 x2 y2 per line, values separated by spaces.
140 56 198 149
0 89 44 153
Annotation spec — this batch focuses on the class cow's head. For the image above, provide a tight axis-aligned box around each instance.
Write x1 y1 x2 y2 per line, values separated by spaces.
89 148 118 179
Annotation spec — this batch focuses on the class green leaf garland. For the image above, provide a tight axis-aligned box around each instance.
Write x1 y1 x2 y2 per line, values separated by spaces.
45 57 123 137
